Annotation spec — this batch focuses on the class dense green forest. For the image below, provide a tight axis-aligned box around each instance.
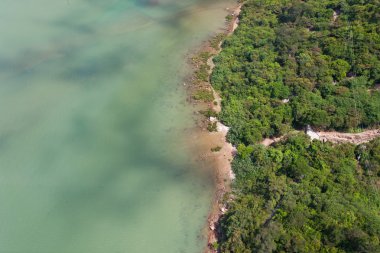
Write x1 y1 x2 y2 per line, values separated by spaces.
219 136 380 252
210 0 380 252
212 0 380 144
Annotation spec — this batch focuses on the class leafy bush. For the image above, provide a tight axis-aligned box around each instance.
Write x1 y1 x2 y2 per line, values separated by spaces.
211 146 222 152
193 89 214 102
207 122 218 132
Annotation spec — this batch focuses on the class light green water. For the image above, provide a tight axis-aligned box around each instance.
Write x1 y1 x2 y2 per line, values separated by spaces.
0 1 233 252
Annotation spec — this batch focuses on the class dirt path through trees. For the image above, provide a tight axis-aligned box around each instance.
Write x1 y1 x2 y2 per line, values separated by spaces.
262 129 380 146
318 129 380 144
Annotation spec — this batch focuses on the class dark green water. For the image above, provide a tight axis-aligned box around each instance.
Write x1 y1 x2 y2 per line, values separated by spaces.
0 0 233 252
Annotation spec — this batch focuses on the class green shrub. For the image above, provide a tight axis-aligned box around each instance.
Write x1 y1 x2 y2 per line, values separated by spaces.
207 122 218 132
199 108 218 118
210 33 226 50
211 146 222 152
193 89 214 102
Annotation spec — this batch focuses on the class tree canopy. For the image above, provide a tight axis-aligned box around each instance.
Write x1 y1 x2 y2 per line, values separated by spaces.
220 136 380 252
211 0 380 252
212 0 380 145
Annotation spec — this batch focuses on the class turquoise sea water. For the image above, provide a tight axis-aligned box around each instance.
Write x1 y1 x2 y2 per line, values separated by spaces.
0 0 233 252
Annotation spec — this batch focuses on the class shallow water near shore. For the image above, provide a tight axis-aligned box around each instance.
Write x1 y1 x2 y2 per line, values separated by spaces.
0 0 234 252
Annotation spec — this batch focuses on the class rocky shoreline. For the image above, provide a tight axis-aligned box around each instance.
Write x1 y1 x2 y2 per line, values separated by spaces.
183 3 242 252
